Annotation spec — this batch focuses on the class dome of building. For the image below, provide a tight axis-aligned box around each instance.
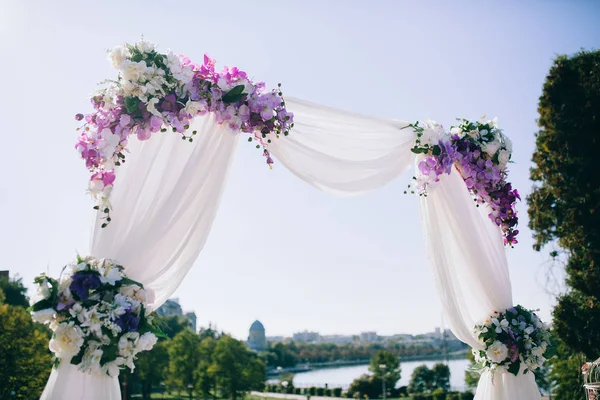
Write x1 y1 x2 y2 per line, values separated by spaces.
250 320 265 331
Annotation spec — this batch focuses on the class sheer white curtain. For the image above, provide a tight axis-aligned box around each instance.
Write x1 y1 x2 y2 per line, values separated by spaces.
418 169 540 399
40 114 239 400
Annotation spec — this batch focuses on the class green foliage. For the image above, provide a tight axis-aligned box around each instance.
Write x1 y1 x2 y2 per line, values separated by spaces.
0 287 5 303
0 304 53 399
463 351 480 390
333 387 343 397
408 365 435 394
369 350 402 390
431 364 450 392
168 329 203 396
160 314 193 338
548 338 586 399
209 335 266 400
528 49 600 359
195 337 217 399
130 341 169 400
0 275 29 308
459 392 474 400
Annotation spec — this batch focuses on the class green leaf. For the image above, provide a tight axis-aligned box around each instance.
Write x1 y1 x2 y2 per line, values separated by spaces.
507 360 520 376
124 96 140 114
119 277 144 288
432 145 442 156
222 85 246 103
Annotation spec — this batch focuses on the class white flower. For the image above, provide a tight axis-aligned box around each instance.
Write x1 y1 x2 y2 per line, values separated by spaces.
532 346 545 358
419 120 443 147
118 336 135 357
49 322 85 359
98 262 122 285
483 139 501 156
450 126 463 136
467 129 479 138
146 98 162 117
500 319 509 329
498 149 510 168
121 60 148 82
33 277 51 303
108 45 130 69
103 361 121 378
120 285 137 298
184 100 205 116
486 341 509 364
79 307 104 337
504 135 513 152
524 326 535 335
135 332 157 353
31 308 55 325
135 38 156 53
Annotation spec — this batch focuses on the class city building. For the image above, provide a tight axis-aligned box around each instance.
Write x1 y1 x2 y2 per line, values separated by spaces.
156 298 197 332
248 320 267 351
0 270 8 279
360 331 377 343
292 330 321 343
320 335 354 344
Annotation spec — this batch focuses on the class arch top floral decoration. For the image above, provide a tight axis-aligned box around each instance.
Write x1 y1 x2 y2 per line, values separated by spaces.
75 38 294 227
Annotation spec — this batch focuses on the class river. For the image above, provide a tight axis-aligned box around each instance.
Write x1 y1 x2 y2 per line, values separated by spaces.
288 359 470 392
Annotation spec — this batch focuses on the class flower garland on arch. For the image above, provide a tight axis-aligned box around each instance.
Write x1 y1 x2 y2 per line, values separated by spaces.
75 39 294 227
403 117 521 246
472 305 554 377
29 256 164 377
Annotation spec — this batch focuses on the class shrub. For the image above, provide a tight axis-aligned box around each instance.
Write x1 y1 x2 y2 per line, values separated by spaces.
333 388 343 397
446 392 460 400
317 387 325 396
309 387 317 396
460 392 474 400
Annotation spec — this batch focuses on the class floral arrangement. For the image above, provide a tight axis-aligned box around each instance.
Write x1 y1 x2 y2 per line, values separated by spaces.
75 39 294 227
29 256 163 377
583 358 600 400
472 305 554 377
404 117 520 246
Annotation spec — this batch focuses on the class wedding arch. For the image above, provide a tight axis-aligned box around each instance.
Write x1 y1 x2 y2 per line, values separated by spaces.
30 40 551 400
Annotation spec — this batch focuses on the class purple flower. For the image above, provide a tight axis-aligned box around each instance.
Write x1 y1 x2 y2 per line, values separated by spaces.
160 94 178 113
75 113 84 121
115 308 140 332
69 272 101 301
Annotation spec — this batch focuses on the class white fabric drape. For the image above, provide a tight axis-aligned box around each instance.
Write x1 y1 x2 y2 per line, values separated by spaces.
40 115 239 400
268 98 416 195
418 168 540 399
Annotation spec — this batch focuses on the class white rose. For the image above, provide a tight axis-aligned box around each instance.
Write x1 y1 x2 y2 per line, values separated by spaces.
483 139 501 156
108 45 130 69
486 341 509 364
49 322 85 359
135 333 158 353
31 308 55 325
498 149 510 168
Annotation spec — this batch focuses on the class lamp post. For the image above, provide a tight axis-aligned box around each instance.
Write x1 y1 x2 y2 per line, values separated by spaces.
379 364 387 400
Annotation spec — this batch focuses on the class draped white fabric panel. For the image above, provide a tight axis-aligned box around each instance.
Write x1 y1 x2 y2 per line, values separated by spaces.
41 115 239 400
268 98 416 195
418 169 539 399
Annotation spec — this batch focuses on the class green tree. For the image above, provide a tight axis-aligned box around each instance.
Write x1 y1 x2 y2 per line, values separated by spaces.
0 304 53 399
168 329 203 398
0 276 29 308
160 314 193 338
408 365 435 394
464 351 480 390
431 363 450 392
528 49 600 359
134 341 170 400
196 337 217 400
347 374 379 400
548 338 586 400
368 350 402 393
209 335 266 400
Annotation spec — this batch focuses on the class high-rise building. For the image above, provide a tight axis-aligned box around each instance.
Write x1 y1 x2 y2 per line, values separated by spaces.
360 331 377 343
248 320 267 351
156 298 197 332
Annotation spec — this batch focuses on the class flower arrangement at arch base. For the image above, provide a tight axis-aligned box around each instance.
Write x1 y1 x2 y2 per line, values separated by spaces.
472 305 555 378
75 39 294 227
29 256 165 377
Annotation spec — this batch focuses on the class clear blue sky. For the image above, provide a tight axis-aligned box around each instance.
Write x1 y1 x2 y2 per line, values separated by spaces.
0 1 598 340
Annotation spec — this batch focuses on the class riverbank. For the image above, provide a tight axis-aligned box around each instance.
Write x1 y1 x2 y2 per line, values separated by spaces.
267 351 469 376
